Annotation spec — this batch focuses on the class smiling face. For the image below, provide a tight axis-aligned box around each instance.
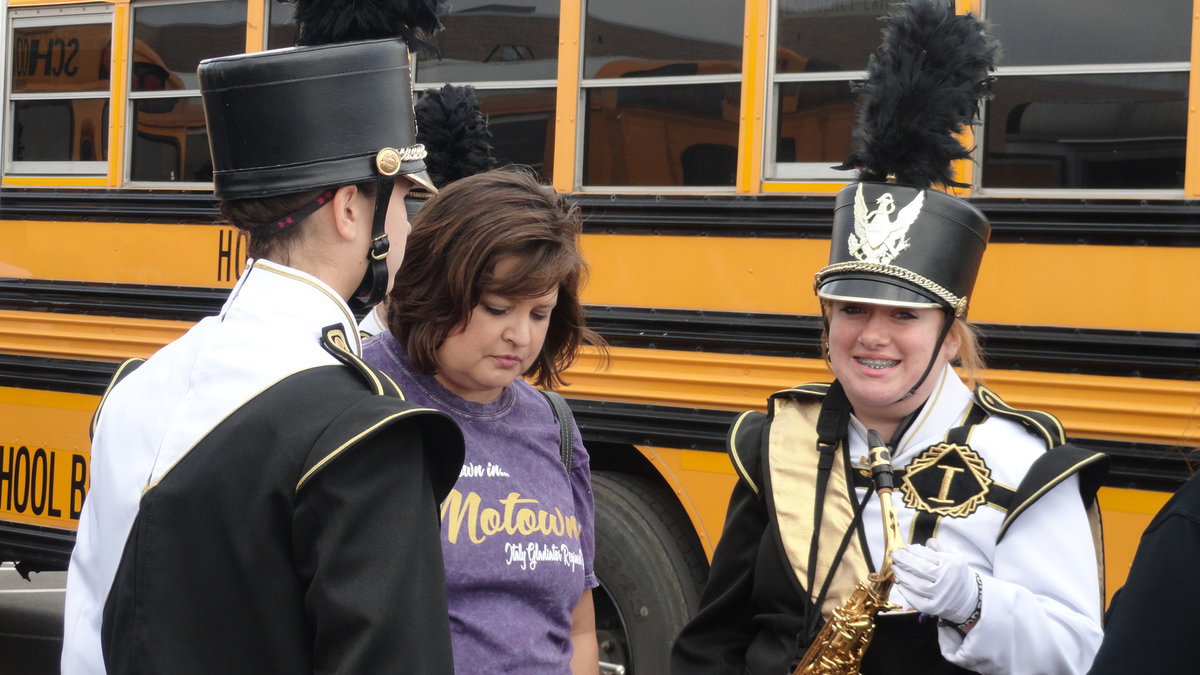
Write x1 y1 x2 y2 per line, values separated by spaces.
433 258 560 403
826 300 959 435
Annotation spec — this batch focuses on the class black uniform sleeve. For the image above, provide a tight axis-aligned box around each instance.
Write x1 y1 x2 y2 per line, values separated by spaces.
292 422 454 675
1088 481 1200 674
672 413 769 674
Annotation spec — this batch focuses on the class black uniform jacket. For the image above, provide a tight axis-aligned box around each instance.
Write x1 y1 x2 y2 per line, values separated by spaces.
1089 472 1200 674
100 349 463 674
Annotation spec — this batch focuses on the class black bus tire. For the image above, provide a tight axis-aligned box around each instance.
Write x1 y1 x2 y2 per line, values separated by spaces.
591 471 708 675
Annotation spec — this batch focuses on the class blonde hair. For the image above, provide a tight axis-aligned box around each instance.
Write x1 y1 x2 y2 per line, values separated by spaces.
949 318 984 387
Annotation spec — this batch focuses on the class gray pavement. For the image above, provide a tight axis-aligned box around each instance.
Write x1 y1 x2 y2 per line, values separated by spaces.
0 563 65 675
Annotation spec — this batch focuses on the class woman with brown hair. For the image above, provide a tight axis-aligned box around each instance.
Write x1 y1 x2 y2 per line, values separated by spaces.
364 167 605 674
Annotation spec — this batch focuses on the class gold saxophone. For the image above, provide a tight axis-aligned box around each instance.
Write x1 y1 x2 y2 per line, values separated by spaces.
793 430 903 675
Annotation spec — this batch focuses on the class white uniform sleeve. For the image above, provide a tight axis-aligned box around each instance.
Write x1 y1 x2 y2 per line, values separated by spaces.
936 473 1103 674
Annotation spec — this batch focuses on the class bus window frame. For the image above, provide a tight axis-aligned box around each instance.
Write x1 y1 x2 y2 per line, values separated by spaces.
3 6 114 179
122 0 245 189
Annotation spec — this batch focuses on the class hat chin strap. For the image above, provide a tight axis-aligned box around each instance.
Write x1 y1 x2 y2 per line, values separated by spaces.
347 175 395 313
893 308 954 404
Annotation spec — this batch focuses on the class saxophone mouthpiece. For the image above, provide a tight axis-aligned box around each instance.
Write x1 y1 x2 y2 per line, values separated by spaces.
866 430 895 491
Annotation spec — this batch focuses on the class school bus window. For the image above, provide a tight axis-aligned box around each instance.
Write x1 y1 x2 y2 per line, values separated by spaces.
774 80 854 166
579 0 742 188
583 82 739 187
980 0 1191 192
416 0 560 83
6 15 112 175
266 1 297 50
774 0 899 74
472 88 557 181
126 0 246 184
411 0 559 183
982 72 1188 191
986 0 1191 67
767 1 901 182
582 0 742 79
130 96 212 182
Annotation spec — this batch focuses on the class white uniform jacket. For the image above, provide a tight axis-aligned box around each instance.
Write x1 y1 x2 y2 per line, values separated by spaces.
61 260 364 674
854 365 1104 674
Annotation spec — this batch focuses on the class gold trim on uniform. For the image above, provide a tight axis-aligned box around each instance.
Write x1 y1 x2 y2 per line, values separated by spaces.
326 327 349 353
900 442 992 518
727 411 761 496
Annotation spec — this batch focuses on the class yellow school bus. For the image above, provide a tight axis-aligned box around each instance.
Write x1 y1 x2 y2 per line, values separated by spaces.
2 0 1199 672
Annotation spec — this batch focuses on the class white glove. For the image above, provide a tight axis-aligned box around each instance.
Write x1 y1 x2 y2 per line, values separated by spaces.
891 538 980 625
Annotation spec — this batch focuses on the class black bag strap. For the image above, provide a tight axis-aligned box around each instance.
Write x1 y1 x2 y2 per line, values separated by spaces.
805 379 852 641
541 390 574 473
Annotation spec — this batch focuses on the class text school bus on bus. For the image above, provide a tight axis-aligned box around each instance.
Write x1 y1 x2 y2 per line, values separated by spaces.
2 0 1199 672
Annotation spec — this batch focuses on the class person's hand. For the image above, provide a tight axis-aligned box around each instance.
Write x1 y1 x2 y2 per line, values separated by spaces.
891 538 980 625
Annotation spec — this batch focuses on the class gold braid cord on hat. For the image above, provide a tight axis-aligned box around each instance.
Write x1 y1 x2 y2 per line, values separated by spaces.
793 438 902 675
813 261 969 317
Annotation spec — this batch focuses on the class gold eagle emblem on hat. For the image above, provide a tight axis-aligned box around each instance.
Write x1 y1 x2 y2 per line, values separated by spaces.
848 183 925 265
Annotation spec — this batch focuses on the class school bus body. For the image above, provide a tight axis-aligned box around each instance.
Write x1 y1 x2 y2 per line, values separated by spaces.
3 191 1196 600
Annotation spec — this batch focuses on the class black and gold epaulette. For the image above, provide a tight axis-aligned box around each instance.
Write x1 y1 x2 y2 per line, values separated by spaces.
997 442 1109 542
973 383 1065 450
727 383 833 496
91 358 146 440
727 410 767 496
319 324 404 400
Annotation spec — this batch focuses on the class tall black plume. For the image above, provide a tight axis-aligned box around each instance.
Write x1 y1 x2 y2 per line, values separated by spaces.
287 0 444 50
839 0 999 189
416 85 497 188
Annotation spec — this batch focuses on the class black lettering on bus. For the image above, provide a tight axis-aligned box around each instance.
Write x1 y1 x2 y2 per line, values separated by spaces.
28 39 54 77
71 454 88 520
218 228 245 282
12 446 30 513
47 452 62 518
30 448 48 515
63 38 80 77
50 38 65 76
0 446 12 510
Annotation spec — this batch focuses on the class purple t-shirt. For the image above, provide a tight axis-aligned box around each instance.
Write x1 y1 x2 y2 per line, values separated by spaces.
364 332 597 674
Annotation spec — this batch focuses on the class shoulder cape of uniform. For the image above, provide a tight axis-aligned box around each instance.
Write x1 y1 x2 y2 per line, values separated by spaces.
296 325 464 500
727 382 831 496
972 384 1109 541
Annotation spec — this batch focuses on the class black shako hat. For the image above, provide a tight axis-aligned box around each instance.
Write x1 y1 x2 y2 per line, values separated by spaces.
814 0 998 319
816 182 990 317
198 38 433 200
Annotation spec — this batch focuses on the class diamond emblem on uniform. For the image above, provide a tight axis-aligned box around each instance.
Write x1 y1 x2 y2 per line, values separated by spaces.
900 442 992 518
848 182 925 265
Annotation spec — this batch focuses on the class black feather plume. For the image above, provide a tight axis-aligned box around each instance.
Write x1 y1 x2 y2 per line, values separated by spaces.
839 0 999 189
415 85 497 188
287 0 444 50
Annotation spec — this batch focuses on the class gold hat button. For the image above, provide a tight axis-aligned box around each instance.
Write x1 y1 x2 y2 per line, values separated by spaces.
376 148 402 176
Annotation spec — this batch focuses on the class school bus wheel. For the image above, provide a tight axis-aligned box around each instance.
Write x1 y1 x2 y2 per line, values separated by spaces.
592 471 707 674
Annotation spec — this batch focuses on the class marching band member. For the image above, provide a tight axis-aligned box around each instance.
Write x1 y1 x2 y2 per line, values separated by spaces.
671 3 1106 673
62 4 463 672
